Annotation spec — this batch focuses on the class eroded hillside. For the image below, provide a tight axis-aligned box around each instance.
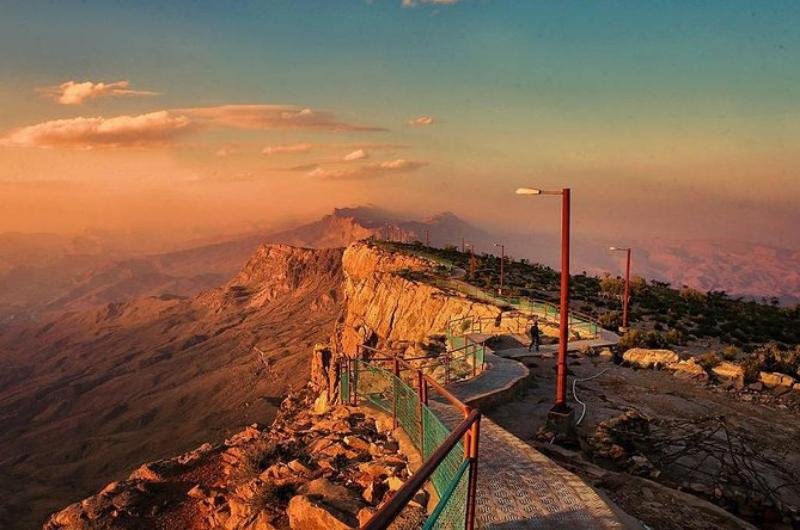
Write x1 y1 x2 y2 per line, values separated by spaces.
0 245 343 529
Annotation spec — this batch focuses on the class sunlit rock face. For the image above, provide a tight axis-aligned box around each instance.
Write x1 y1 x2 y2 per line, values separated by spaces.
336 242 501 357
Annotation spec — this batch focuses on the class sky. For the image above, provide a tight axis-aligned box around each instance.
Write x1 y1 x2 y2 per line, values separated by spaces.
1 0 798 250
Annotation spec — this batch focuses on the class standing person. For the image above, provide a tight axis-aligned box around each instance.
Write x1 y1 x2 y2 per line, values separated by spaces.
528 318 540 352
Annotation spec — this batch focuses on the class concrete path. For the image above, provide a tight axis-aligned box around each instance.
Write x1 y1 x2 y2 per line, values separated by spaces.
431 348 633 530
483 329 619 360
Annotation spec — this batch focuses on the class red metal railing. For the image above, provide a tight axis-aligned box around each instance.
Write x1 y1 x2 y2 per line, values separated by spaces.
338 354 482 530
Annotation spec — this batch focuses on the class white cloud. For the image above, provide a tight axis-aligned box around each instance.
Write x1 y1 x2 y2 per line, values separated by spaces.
38 80 158 105
2 103 385 150
180 105 386 132
408 115 435 126
343 148 369 161
0 111 193 149
262 143 313 156
308 158 427 180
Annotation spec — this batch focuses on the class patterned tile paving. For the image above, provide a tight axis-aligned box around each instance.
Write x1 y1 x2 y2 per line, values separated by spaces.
432 348 628 529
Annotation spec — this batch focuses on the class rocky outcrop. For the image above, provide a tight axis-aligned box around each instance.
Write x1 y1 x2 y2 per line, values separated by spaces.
712 362 745 388
668 358 709 382
337 243 502 356
622 348 679 369
758 371 796 389
44 389 422 530
200 244 344 312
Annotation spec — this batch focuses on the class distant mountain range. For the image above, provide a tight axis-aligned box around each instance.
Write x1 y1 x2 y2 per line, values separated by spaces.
0 206 797 327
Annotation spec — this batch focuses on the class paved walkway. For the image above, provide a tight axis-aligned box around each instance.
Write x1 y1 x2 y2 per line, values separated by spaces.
431 348 632 530
482 329 619 360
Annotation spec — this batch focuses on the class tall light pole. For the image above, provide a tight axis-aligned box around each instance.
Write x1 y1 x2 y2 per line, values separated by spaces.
425 228 430 247
461 236 466 253
609 246 632 332
516 187 571 415
494 243 505 295
465 243 475 278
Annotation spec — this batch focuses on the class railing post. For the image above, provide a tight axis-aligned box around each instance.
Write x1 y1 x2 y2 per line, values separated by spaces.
471 338 477 378
417 369 425 450
392 357 400 430
465 413 481 530
352 358 359 406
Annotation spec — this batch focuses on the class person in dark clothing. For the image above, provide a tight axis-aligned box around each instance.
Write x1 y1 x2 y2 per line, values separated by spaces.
528 319 540 352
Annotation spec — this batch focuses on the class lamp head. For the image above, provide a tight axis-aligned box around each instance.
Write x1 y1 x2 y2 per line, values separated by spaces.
515 187 542 196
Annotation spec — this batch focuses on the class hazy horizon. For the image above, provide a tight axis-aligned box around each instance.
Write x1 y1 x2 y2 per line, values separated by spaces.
2 1 799 252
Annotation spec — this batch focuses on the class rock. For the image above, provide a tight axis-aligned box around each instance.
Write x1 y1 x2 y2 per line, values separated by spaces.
668 358 709 381
312 391 330 415
598 348 614 362
712 362 745 388
748 382 764 392
385 476 404 492
287 459 312 476
759 371 797 389
300 478 363 514
794 383 800 393
343 435 371 453
187 484 206 499
287 494 356 530
622 348 679 369
357 507 377 526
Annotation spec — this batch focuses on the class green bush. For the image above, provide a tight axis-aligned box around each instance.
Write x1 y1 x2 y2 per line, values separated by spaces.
697 352 722 370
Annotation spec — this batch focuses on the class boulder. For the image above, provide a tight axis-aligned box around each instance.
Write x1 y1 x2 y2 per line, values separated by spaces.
287 494 356 530
758 371 796 389
669 358 709 381
597 348 614 362
712 362 745 388
622 348 679 369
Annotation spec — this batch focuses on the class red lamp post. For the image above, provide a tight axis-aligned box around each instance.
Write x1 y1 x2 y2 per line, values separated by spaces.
494 243 505 295
609 246 632 332
516 187 571 414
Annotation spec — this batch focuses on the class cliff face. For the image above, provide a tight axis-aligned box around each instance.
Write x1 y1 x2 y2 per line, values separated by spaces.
336 242 502 356
0 244 344 530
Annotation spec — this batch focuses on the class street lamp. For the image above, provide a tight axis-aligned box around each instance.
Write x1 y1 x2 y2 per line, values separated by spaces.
516 187 571 416
608 246 632 332
494 243 505 295
465 243 475 278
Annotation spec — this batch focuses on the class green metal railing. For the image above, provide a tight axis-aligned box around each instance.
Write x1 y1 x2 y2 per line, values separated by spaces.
341 358 480 530
442 285 600 340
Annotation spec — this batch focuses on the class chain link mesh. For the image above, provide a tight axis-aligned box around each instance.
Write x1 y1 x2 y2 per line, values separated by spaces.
351 359 470 529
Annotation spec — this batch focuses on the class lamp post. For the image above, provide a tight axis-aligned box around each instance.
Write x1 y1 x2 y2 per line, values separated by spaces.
425 228 430 247
465 243 475 278
516 187 571 415
461 236 466 253
608 246 632 332
494 243 505 295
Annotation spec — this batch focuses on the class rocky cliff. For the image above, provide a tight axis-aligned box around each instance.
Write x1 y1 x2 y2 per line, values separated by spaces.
38 242 510 529
336 242 502 356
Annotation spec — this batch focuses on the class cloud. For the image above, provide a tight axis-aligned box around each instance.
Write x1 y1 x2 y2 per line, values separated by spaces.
308 158 427 180
408 115 435 126
0 111 193 149
262 143 313 156
38 80 159 105
215 147 235 157
402 0 459 6
2 104 384 149
343 148 368 161
180 105 386 132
